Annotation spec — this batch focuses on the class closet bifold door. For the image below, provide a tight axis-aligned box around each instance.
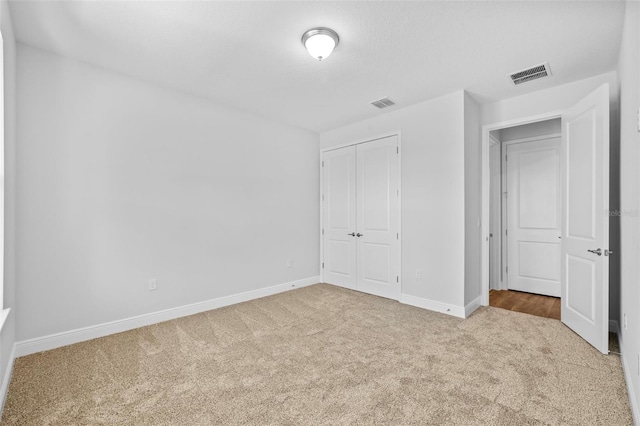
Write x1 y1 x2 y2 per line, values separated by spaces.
322 145 357 289
356 136 400 299
322 135 400 299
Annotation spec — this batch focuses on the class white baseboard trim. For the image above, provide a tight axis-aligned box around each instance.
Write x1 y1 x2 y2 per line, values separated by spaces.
15 276 320 358
0 343 16 416
464 296 482 318
399 294 465 318
616 322 639 425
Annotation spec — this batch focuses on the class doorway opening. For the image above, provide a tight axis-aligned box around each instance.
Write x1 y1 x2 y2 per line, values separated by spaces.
481 84 611 354
488 118 562 320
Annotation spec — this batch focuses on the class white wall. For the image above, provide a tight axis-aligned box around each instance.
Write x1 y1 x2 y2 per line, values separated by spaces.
482 72 618 126
464 93 481 306
499 118 561 142
321 91 467 310
617 0 640 420
0 0 16 399
16 45 319 341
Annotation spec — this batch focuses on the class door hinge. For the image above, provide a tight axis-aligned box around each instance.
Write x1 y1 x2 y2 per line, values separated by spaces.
396 147 399 154
397 189 399 197
397 276 399 283
322 262 324 269
322 161 324 167
505 229 508 236
505 155 508 161
322 228 324 235
397 233 399 239
506 266 508 273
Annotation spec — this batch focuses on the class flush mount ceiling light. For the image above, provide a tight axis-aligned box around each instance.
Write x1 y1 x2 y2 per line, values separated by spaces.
301 27 339 61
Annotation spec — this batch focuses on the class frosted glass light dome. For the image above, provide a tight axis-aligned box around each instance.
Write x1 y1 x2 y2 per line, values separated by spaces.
302 28 339 61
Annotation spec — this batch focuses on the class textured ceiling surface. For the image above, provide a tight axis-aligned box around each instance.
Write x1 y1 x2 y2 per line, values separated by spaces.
9 1 625 133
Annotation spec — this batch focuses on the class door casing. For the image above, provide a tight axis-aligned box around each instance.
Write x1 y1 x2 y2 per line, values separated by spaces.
481 112 564 306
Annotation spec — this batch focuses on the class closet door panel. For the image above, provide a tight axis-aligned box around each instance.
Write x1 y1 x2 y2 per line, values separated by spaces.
322 146 357 289
356 136 400 299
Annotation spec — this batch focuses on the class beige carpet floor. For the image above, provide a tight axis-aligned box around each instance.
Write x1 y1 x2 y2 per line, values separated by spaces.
2 284 633 425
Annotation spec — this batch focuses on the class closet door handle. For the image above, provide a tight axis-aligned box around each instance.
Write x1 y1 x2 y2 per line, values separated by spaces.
356 233 363 237
347 232 356 237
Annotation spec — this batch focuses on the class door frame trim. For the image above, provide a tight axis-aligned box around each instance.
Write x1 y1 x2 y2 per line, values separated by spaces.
320 130 402 299
481 112 564 306
488 134 504 291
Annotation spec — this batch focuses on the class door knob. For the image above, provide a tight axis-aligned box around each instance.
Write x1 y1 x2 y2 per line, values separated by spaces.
587 248 602 256
356 233 363 237
347 232 356 237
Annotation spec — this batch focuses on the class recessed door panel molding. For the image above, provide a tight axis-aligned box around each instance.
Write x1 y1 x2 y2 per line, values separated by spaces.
506 137 561 297
322 135 400 300
517 241 560 281
328 240 351 276
328 155 353 230
517 148 559 229
565 254 596 324
362 147 391 232
566 108 597 241
561 83 609 354
362 243 390 284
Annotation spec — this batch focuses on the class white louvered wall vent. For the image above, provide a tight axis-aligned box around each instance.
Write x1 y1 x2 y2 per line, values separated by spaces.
371 97 396 109
508 63 552 85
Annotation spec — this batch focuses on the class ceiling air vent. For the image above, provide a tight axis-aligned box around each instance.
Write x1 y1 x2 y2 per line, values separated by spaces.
508 63 551 85
371 97 396 109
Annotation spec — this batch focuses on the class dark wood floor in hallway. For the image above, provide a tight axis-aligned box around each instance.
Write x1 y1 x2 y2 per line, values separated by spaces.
489 289 561 320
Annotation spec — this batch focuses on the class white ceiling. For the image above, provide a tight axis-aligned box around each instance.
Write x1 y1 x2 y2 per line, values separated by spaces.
9 1 625 133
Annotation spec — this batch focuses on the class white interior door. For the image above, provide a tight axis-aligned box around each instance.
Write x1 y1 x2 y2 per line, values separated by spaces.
322 146 357 290
356 136 400 299
506 137 561 297
561 84 610 354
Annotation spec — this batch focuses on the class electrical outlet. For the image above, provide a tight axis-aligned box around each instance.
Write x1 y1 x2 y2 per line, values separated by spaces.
416 269 422 279
286 258 293 269
624 313 628 330
148 278 157 291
